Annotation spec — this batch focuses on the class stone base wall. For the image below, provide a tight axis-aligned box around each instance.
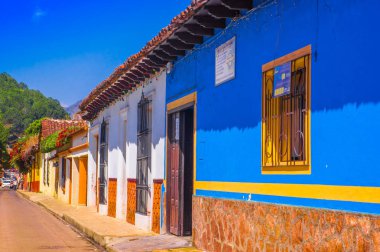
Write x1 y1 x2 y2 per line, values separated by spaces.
127 178 136 224
152 179 163 233
193 196 380 252
108 178 117 218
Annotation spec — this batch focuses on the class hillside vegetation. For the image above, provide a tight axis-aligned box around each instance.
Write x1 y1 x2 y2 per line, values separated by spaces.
0 73 68 142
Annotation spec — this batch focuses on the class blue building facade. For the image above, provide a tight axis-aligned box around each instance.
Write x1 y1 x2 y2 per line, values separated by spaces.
164 0 380 250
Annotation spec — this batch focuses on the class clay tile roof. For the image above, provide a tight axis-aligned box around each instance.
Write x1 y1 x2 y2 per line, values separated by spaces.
41 118 87 138
79 0 208 119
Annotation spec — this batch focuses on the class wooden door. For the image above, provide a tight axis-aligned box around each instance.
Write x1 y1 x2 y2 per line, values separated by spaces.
69 159 72 204
168 108 194 236
181 109 194 236
78 157 88 205
169 112 181 235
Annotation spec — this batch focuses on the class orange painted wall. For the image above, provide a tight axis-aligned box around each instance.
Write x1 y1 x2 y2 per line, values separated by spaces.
78 157 88 205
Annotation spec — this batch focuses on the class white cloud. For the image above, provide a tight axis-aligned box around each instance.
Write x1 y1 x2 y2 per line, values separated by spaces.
33 7 47 21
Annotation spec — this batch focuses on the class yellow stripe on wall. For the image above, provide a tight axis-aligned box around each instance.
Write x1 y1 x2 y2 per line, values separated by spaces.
194 181 380 204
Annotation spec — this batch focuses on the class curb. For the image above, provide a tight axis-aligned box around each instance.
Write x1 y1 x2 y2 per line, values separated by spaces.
62 213 108 247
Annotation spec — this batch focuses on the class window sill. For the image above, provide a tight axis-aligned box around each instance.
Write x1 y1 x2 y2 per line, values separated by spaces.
261 165 311 175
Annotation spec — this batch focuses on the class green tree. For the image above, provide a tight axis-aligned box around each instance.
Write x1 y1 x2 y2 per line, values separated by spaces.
0 73 69 142
0 122 10 169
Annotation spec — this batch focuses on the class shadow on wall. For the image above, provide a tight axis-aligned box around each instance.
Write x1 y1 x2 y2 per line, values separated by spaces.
166 0 380 133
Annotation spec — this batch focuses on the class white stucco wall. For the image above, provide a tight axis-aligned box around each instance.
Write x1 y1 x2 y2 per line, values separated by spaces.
71 158 79 206
57 156 69 203
86 71 166 228
87 125 99 207
40 152 58 197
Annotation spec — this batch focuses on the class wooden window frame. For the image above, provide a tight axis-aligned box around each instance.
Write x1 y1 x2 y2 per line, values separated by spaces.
261 45 311 175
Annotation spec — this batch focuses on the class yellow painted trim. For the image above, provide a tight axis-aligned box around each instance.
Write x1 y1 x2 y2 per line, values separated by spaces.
166 92 197 195
261 165 311 175
193 95 197 195
262 45 311 72
167 92 197 111
57 143 89 157
194 181 380 204
69 142 89 153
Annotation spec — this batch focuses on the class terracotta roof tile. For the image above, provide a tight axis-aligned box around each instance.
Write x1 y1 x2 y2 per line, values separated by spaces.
41 119 87 138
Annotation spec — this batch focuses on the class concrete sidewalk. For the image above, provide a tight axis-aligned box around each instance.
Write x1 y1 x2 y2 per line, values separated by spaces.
17 190 201 252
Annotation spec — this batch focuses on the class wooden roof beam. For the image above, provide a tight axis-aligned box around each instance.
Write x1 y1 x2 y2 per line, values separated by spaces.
91 99 104 108
139 62 160 72
193 14 226 29
97 94 111 104
112 83 125 93
184 23 214 36
221 0 253 10
160 44 186 57
175 31 203 45
143 58 166 68
117 79 132 89
126 72 144 82
121 75 138 85
135 64 152 75
205 5 240 18
86 104 97 112
105 87 119 96
102 91 116 102
147 54 168 66
167 39 195 50
153 50 177 61
131 68 149 78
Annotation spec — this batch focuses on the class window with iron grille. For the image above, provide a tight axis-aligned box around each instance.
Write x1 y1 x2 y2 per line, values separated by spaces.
99 119 109 204
136 92 152 215
61 158 66 190
262 51 311 173
43 158 46 185
47 160 50 186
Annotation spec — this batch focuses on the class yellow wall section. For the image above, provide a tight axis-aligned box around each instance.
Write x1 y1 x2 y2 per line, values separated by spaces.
194 181 380 204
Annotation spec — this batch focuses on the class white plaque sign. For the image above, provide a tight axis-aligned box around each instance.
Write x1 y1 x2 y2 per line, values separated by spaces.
215 36 236 86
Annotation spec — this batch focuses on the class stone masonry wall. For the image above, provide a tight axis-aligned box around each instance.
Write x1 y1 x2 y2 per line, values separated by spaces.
193 196 380 252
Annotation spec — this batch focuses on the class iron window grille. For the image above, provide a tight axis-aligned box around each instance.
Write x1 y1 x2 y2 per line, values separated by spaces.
262 54 310 169
43 158 46 185
136 92 152 215
99 118 109 205
47 160 49 186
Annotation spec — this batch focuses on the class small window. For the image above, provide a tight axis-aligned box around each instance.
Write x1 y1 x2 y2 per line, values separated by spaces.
262 47 311 174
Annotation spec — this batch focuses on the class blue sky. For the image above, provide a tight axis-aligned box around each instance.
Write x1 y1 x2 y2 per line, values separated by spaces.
0 0 189 107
